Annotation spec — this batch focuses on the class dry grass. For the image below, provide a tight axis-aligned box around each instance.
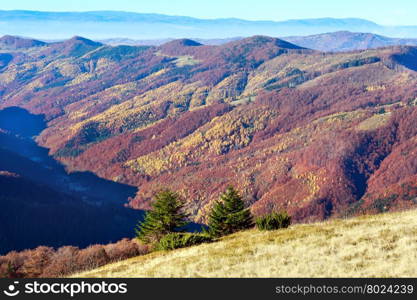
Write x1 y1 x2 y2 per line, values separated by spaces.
356 112 392 131
73 209 417 278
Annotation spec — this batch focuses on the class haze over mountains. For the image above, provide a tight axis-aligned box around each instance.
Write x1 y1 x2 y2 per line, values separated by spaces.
2 10 417 40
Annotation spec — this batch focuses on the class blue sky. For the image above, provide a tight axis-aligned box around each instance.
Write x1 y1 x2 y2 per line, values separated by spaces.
1 0 416 25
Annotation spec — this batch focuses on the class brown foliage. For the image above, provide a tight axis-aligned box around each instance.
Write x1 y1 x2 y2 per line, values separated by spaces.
21 246 54 278
0 239 148 278
75 245 109 272
41 246 79 277
104 238 149 261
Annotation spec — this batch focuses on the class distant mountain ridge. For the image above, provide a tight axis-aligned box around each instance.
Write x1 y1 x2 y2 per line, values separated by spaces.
2 31 417 54
0 35 46 49
97 32 417 52
284 31 417 52
98 37 242 46
1 10 417 39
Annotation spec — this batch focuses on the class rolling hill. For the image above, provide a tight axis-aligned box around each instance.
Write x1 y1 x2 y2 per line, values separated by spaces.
74 208 417 277
0 35 46 49
1 34 417 233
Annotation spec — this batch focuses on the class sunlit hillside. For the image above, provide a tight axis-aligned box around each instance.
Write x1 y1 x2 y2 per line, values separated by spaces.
2 35 417 224
74 209 417 278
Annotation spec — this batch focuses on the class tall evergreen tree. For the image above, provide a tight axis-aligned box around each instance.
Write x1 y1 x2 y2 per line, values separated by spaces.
208 186 253 237
136 189 188 244
206 200 228 237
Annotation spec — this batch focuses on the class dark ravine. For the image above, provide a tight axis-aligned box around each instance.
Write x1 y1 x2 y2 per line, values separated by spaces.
0 107 138 204
0 107 143 254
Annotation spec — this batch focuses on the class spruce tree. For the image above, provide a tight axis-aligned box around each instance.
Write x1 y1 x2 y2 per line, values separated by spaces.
206 200 228 237
208 186 253 237
135 189 188 244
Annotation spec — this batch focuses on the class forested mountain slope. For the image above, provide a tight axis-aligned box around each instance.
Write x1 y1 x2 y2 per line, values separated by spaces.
1 35 417 224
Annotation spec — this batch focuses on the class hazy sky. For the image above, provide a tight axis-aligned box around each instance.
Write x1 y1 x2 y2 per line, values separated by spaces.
1 0 416 26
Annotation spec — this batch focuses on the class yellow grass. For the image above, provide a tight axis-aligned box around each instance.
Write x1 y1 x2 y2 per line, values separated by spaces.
356 112 392 131
73 209 417 278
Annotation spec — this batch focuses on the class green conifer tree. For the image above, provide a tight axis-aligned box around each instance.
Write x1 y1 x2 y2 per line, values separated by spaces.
208 186 253 237
135 189 188 244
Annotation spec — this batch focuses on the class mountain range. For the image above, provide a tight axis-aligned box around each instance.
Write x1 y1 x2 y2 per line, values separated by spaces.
1 10 417 39
1 34 417 234
96 31 417 52
284 31 417 52
10 31 416 54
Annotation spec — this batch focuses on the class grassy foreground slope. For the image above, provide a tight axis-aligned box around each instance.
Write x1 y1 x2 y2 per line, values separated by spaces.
74 209 417 278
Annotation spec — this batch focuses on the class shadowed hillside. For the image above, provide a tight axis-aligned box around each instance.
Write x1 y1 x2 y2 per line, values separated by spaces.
0 107 143 254
0 170 142 254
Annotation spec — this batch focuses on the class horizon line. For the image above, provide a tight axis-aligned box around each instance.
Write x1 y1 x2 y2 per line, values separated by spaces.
0 9 410 27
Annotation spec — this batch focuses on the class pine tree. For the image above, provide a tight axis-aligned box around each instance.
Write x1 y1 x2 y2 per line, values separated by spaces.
208 186 253 237
135 189 188 244
206 200 228 237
